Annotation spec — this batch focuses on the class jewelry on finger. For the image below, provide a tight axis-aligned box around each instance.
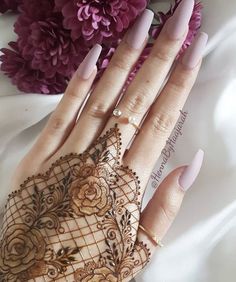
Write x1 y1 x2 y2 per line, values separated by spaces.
112 108 122 117
127 116 140 132
139 224 164 248
112 108 140 133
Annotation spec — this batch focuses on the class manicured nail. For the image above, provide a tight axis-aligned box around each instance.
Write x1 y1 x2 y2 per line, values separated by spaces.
77 44 102 79
182 32 208 69
179 149 204 191
166 0 194 39
126 9 154 49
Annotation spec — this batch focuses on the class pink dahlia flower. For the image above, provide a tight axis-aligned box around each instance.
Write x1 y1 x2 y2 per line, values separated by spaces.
151 0 202 54
16 0 55 19
0 42 68 94
14 0 84 78
97 0 202 87
55 0 147 46
16 16 84 78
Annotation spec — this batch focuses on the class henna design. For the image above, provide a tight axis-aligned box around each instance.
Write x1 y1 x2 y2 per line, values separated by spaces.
0 125 151 281
69 174 112 217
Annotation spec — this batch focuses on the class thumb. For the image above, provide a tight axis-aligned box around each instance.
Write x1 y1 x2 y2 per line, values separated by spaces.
138 149 204 252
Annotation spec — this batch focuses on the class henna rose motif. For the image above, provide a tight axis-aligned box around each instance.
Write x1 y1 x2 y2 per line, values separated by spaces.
69 175 112 216
0 224 46 276
0 126 149 280
72 165 96 179
75 264 117 282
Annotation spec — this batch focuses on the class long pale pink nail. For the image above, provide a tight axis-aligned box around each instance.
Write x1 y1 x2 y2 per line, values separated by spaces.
77 44 102 79
182 32 208 69
179 149 204 191
126 9 154 49
166 0 194 39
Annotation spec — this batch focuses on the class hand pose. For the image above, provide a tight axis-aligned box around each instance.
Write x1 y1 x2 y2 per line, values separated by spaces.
0 0 207 281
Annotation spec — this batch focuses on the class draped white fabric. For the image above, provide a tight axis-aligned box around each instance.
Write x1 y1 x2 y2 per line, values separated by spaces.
0 0 236 281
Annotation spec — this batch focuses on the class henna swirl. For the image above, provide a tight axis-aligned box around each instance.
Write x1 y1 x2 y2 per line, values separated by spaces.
0 125 151 281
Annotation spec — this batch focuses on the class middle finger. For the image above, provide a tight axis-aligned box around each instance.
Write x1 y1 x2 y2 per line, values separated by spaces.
102 0 194 154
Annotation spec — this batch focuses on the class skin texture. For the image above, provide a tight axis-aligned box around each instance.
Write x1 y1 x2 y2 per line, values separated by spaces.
0 3 207 281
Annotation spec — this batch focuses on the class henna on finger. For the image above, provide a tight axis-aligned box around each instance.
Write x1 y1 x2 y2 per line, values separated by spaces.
0 125 150 282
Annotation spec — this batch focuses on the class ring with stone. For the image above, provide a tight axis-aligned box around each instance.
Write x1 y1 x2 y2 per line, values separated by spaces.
127 116 140 132
112 108 122 118
112 108 140 132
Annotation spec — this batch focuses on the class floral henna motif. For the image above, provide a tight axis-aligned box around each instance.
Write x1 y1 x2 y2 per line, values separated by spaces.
0 224 47 279
0 125 151 281
75 261 118 282
69 174 112 216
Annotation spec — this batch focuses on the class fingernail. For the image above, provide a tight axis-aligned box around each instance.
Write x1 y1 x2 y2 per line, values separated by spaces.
77 44 102 79
126 9 154 49
182 32 208 69
166 0 194 39
179 149 204 191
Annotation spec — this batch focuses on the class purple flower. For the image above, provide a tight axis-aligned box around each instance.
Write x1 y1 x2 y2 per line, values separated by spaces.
0 1 9 13
14 0 84 78
55 0 147 46
0 0 21 13
151 0 203 54
17 0 55 20
123 1 202 90
97 0 203 87
96 43 118 74
0 42 68 94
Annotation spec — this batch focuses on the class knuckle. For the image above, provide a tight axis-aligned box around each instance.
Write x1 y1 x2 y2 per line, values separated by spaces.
66 89 81 100
87 102 108 119
66 81 85 100
168 76 188 93
158 198 179 223
66 87 79 99
110 55 132 73
49 116 65 132
150 111 176 135
125 87 151 115
151 47 174 64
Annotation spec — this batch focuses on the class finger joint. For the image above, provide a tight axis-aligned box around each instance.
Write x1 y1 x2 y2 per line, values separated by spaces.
110 55 132 73
124 87 152 115
87 102 109 119
48 115 66 133
150 46 175 65
149 111 176 135
158 198 179 223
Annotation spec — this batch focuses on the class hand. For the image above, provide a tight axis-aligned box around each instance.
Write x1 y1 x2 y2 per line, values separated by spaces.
0 1 207 281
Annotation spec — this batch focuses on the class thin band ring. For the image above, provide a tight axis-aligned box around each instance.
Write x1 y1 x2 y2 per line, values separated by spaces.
112 108 140 132
127 116 140 132
139 224 164 248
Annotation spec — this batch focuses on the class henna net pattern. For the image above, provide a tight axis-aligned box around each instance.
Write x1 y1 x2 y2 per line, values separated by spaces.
0 125 151 282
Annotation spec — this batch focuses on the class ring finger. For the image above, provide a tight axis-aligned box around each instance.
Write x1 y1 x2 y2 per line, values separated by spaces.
125 32 208 190
101 0 194 155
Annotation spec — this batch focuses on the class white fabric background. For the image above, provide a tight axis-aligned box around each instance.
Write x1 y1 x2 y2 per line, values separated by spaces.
0 0 236 281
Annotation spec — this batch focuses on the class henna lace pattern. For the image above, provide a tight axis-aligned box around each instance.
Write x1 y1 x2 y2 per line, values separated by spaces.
0 125 151 281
